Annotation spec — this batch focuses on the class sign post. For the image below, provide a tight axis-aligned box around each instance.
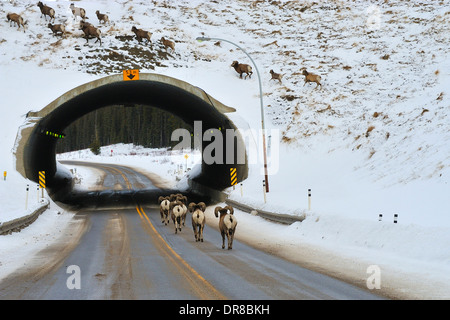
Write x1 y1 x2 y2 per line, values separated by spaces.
184 154 189 171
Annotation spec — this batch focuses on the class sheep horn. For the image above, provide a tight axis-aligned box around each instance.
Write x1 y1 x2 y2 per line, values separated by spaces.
214 206 222 218
170 200 181 210
198 202 206 212
188 202 196 213
225 205 234 215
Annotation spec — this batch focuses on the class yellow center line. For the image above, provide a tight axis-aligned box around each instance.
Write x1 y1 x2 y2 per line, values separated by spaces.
136 205 227 300
99 165 132 189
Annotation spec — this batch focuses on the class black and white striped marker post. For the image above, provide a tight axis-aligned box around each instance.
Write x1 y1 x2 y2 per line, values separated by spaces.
378 213 383 221
394 213 398 224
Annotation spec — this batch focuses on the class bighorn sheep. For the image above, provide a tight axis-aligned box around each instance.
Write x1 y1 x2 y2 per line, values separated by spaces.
302 69 322 89
270 69 283 84
170 200 185 234
160 37 175 52
37 2 55 23
231 61 253 79
79 20 93 28
214 205 237 250
6 13 26 32
158 196 171 225
47 23 65 37
172 194 188 227
70 3 87 20
80 22 102 45
95 10 109 24
189 202 206 242
131 26 152 43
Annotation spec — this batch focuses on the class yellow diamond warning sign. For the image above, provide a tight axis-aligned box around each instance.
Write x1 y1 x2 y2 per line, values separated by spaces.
123 69 139 81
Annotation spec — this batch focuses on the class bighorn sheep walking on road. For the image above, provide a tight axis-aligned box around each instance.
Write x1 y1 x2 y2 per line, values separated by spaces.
170 200 185 234
158 196 171 225
189 202 206 242
214 205 237 250
178 195 188 227
170 193 187 227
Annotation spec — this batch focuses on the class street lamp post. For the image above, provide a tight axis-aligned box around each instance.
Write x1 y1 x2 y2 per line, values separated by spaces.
196 36 269 193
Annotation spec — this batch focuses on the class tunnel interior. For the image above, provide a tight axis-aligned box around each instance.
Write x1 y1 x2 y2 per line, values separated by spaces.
22 77 247 206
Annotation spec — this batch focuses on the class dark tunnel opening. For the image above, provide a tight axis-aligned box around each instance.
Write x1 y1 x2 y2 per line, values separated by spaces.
21 76 248 207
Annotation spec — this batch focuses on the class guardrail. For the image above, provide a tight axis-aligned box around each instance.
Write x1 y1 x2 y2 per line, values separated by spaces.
0 201 49 235
189 178 305 225
225 198 305 225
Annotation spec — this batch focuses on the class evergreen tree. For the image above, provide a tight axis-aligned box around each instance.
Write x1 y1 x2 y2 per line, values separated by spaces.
56 105 191 153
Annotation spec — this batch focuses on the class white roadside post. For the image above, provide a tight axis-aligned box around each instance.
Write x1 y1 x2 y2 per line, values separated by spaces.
25 184 29 210
308 188 312 211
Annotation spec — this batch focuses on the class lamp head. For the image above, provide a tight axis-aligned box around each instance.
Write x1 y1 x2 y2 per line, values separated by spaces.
196 36 211 42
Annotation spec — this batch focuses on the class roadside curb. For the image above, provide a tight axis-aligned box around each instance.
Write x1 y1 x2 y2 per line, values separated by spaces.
224 198 305 225
190 179 306 225
0 201 50 235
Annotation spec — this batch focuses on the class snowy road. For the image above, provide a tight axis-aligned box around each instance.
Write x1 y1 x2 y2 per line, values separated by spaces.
0 163 383 300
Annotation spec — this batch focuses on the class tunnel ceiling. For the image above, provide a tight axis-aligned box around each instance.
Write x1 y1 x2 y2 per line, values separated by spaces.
14 73 248 203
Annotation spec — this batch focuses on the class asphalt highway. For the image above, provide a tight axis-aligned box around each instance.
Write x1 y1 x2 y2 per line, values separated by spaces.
0 162 383 300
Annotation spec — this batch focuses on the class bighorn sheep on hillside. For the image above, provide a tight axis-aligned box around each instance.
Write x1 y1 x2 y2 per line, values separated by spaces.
95 10 109 24
269 69 283 84
158 196 171 225
302 69 322 89
80 22 102 45
47 23 65 37
170 200 185 234
6 13 26 32
189 202 206 242
79 20 93 29
214 205 237 250
131 26 152 43
231 61 253 79
37 2 55 23
70 3 87 20
160 37 175 52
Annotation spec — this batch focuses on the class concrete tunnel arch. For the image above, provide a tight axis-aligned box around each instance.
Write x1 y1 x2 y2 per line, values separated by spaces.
14 73 248 205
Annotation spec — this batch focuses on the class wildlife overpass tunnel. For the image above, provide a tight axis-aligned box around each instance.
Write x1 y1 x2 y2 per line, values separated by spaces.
13 73 248 206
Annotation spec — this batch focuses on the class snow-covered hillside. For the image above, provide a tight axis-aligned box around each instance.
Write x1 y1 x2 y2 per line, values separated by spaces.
0 0 449 299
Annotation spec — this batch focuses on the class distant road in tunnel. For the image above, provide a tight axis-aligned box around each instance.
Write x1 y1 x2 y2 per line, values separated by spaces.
0 163 383 300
